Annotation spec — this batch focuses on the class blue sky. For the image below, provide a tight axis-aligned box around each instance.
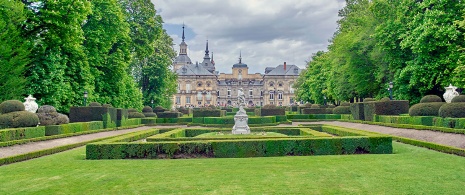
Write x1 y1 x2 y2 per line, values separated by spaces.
153 0 346 74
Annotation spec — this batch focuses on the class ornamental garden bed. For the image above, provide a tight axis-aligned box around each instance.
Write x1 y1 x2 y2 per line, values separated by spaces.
86 125 392 159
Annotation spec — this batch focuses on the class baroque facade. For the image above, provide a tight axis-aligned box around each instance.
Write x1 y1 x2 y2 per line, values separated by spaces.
173 26 301 107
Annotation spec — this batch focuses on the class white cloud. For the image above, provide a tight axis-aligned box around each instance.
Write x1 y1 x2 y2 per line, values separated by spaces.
152 0 345 73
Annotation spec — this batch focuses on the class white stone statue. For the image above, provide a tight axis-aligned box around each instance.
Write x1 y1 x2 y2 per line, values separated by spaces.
443 84 459 103
232 88 250 134
237 88 245 106
23 95 39 113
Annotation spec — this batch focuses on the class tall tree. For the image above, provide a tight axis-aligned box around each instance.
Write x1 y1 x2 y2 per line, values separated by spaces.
22 0 92 113
83 0 142 109
0 0 30 101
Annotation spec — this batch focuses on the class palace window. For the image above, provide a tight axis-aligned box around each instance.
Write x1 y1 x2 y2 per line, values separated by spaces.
249 89 253 97
176 97 181 104
227 89 231 97
278 92 283 100
186 84 191 93
270 93 274 100
186 97 191 104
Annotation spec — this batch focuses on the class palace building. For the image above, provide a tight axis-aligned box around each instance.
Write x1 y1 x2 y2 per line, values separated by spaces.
173 26 301 107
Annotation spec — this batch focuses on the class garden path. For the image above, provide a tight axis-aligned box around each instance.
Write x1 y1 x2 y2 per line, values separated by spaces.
297 121 465 149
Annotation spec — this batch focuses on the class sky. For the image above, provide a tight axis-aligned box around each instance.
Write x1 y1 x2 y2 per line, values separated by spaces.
151 0 346 74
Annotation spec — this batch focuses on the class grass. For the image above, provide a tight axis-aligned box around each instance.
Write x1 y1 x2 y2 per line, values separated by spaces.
1 142 465 194
195 132 289 138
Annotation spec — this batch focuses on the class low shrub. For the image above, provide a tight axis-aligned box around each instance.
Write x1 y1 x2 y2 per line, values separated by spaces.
451 95 465 103
363 98 375 102
141 117 157 125
157 112 181 118
439 103 465 118
127 108 138 113
380 97 391 102
420 95 442 103
193 109 225 117
409 102 444 116
0 111 39 128
36 105 69 126
128 112 145 118
153 106 166 113
0 126 45 142
69 107 117 129
142 106 153 113
143 112 157 117
333 106 350 114
261 108 285 116
262 104 277 109
0 100 24 114
301 108 326 114
311 104 321 109
45 121 104 136
37 105 56 113
340 102 350 106
364 100 409 121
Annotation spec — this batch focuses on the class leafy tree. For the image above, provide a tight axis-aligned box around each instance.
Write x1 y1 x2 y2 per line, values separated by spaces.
83 0 142 109
23 0 92 113
0 0 30 101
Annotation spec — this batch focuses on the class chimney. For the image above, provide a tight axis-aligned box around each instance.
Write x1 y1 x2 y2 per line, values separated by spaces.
284 62 287 70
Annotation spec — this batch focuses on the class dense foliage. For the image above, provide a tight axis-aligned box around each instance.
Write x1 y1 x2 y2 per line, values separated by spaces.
1 0 175 113
295 0 465 105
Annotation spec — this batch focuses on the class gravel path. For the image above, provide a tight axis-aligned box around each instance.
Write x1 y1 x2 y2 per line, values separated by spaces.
0 125 189 158
298 121 465 149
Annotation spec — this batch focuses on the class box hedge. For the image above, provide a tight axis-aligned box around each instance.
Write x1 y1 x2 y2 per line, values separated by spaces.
141 117 157 125
45 121 104 136
260 108 285 116
69 107 117 128
157 112 182 118
0 126 45 142
364 100 409 121
116 109 128 127
193 109 226 117
350 103 365 120
301 108 327 114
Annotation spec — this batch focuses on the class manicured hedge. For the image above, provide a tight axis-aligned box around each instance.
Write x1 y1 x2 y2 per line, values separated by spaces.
0 126 45 142
45 121 104 136
157 112 182 118
364 100 409 121
69 107 116 128
260 108 285 116
141 117 157 125
275 115 288 123
193 109 226 117
301 108 327 114
192 117 204 124
350 103 365 120
116 109 128 127
156 117 193 124
439 103 465 118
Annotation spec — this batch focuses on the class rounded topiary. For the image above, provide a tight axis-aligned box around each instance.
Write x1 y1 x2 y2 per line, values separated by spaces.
0 100 25 114
262 104 277 109
327 105 336 108
364 98 375 102
420 95 443 103
102 104 112 108
303 103 313 107
333 106 351 114
310 104 321 109
451 95 465 103
142 106 153 113
0 111 39 128
409 102 444 116
154 106 164 110
37 105 56 113
127 108 138 113
439 103 465 118
36 105 69 125
128 112 145 118
89 102 101 107
143 112 157 117
340 102 350 106
380 97 391 102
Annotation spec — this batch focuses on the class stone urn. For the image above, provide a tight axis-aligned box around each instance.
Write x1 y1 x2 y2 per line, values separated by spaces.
443 84 459 103
24 95 39 113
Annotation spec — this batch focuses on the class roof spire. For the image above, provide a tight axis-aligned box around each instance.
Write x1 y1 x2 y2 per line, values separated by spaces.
211 52 215 65
239 50 242 64
182 23 185 42
205 40 209 55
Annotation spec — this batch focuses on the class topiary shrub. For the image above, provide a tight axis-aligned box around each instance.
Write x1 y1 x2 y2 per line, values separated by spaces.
420 95 442 103
262 104 277 109
102 104 112 108
364 100 409 121
89 102 101 107
439 103 465 118
128 112 146 118
451 95 465 103
127 108 138 113
340 102 350 106
327 105 336 108
36 105 69 126
142 106 153 113
325 108 334 114
0 111 39 128
0 100 25 114
380 97 391 102
143 112 157 117
310 104 321 109
364 98 375 102
153 106 165 113
333 106 351 114
409 102 444 116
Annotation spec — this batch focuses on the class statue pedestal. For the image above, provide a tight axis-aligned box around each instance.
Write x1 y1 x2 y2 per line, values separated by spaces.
232 106 250 135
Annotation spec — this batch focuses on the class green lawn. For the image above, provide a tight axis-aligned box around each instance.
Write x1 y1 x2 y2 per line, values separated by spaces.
1 142 465 194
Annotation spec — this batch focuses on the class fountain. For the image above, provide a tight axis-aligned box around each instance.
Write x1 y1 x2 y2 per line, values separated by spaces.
232 88 250 134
